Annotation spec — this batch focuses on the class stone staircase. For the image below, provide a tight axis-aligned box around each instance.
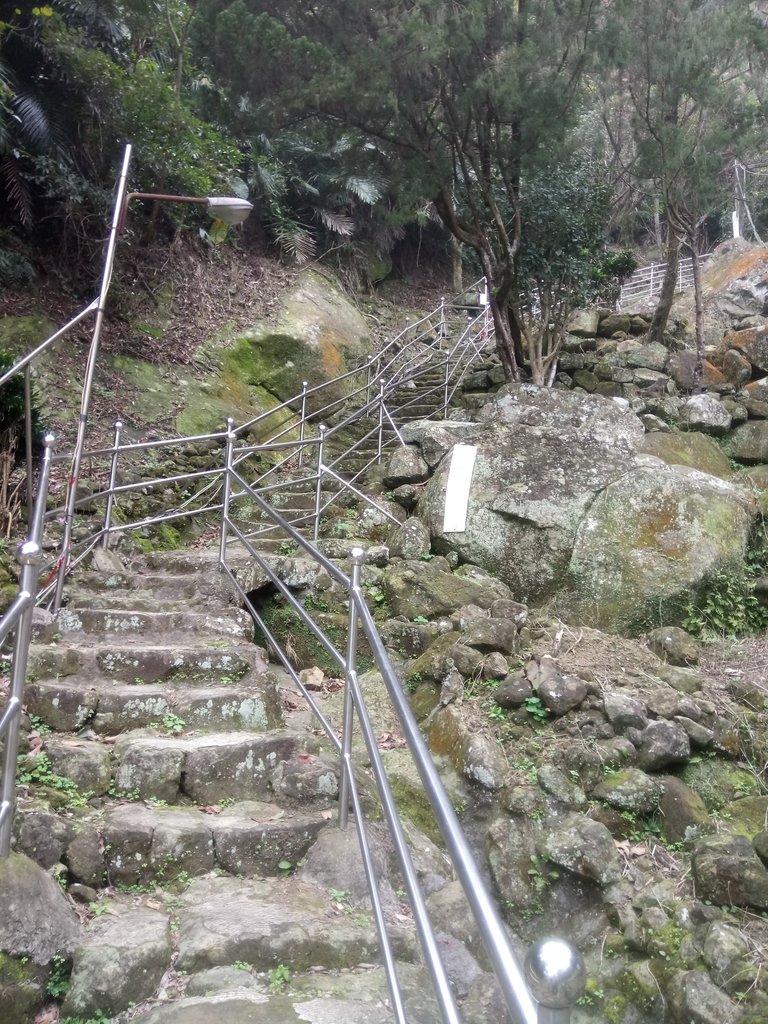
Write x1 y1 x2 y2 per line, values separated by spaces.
14 545 470 1022
7 340 510 1023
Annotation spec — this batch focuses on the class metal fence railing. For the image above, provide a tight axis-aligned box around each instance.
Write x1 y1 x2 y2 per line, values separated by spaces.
618 252 711 309
0 146 588 1018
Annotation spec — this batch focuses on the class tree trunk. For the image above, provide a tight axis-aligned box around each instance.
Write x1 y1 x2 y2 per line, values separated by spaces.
647 231 681 346
448 236 463 294
490 299 520 381
690 238 705 392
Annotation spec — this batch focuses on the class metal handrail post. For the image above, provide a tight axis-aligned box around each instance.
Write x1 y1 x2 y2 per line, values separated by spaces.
439 296 446 343
101 420 123 548
313 425 326 542
443 351 451 419
54 144 133 612
338 548 363 829
24 366 33 524
366 359 374 405
0 434 54 856
377 382 385 462
218 419 236 566
297 382 309 468
524 938 586 1024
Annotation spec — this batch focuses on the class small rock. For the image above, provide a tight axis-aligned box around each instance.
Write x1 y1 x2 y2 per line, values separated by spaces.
681 394 733 436
602 692 648 732
387 517 431 560
481 653 508 680
636 720 691 771
667 968 744 1024
659 777 711 844
494 673 533 709
538 674 587 716
538 813 623 886
703 921 750 988
692 834 768 910
461 618 518 655
754 830 768 867
712 719 741 758
674 716 714 748
62 908 172 1019
647 626 700 666
537 764 586 809
656 663 706 693
391 483 420 510
489 599 528 628
382 446 430 487
593 767 662 814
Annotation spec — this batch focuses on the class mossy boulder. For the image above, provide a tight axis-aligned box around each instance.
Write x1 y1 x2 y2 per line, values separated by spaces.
414 386 755 630
177 270 371 436
564 464 753 630
638 430 733 481
381 559 513 620
719 795 768 839
679 759 762 811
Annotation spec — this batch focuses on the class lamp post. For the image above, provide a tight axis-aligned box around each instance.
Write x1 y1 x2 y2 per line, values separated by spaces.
53 144 252 610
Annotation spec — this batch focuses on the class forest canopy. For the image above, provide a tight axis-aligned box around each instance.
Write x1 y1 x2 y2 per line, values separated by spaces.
2 0 768 378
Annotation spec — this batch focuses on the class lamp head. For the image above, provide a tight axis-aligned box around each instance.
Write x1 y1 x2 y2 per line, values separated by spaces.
206 196 253 226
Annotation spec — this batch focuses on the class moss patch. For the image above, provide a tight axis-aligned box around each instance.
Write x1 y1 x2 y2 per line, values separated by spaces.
679 758 761 811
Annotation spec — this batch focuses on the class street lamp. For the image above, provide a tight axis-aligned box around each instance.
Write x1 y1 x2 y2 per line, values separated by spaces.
53 143 253 610
117 191 253 232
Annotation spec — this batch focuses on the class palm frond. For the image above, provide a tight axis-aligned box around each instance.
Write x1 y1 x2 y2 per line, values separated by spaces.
1 153 34 227
343 175 383 203
273 220 316 264
314 208 355 236
11 94 54 151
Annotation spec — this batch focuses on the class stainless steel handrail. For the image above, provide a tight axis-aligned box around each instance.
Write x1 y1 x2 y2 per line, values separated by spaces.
0 435 55 856
216 463 585 1024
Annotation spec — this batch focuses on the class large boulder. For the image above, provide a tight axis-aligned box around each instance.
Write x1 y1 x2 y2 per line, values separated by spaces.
414 386 755 630
565 463 753 629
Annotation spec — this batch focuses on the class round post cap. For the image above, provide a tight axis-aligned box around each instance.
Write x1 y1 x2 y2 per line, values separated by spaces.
524 938 586 1009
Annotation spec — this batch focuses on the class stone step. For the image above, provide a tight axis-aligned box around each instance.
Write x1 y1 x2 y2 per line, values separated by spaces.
25 677 282 735
55 606 254 641
70 566 242 609
59 880 435 1023
103 800 331 884
111 730 339 805
28 640 265 685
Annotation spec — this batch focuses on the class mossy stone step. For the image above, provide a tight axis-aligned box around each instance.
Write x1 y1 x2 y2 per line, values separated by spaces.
103 800 330 884
28 642 261 684
173 875 385 974
55 606 254 641
111 730 339 804
25 678 282 735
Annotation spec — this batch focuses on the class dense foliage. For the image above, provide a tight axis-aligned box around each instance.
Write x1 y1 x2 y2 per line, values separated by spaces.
2 0 768 380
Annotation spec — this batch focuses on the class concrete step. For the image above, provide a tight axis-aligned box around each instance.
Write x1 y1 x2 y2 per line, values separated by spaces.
25 677 282 735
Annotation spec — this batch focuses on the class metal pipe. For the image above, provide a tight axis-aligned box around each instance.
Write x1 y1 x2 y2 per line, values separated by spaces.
352 591 538 1024
0 434 54 856
377 382 385 462
338 549 362 830
297 381 309 468
54 144 133 612
24 365 33 523
345 551 462 1024
313 425 326 543
102 420 123 548
218 419 235 566
0 300 98 389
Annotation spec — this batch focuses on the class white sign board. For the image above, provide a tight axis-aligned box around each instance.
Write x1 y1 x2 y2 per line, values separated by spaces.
443 444 477 533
